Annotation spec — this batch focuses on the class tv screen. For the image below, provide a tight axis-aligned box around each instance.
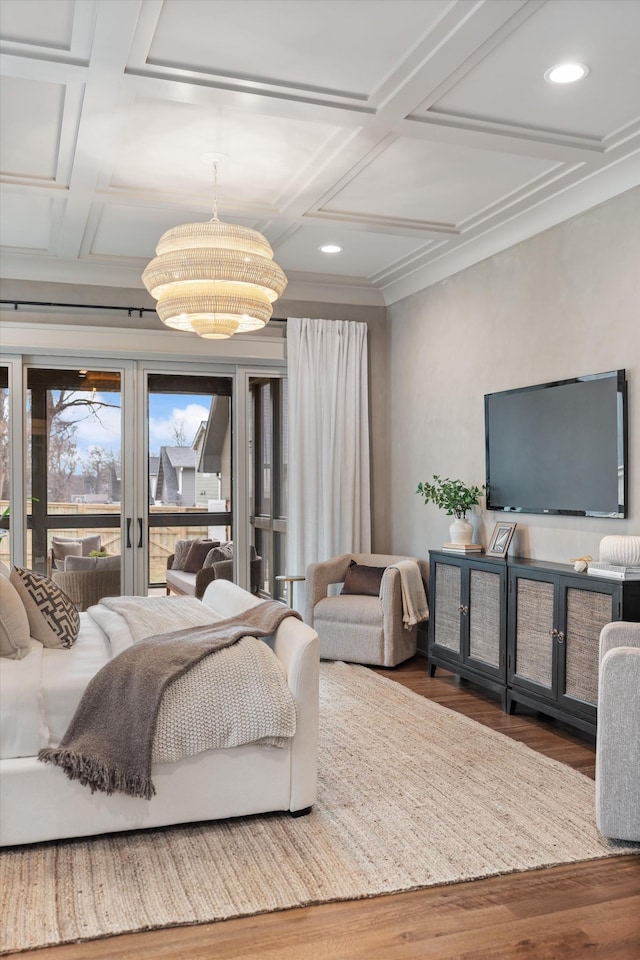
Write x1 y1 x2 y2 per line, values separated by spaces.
485 370 627 518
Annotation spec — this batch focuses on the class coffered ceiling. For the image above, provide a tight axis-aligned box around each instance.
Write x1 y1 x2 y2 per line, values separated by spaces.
1 0 639 307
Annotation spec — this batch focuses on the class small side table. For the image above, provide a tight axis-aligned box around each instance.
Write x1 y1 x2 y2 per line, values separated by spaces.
275 574 305 608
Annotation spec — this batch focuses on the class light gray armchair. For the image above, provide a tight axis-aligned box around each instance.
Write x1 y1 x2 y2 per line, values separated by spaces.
304 552 426 667
595 621 640 841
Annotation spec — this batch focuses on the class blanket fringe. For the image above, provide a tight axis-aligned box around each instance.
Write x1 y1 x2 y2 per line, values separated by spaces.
38 747 155 800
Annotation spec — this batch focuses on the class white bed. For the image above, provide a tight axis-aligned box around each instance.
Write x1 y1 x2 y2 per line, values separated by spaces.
0 580 319 847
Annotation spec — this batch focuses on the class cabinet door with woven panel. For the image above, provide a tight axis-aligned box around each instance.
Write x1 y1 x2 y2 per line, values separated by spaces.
432 561 462 657
509 572 556 696
557 579 618 719
467 567 504 678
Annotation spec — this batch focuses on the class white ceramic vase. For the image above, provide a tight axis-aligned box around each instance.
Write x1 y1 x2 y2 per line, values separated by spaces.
599 535 640 566
449 517 473 545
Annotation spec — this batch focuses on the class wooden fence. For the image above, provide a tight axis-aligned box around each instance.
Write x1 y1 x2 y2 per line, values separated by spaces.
0 501 219 584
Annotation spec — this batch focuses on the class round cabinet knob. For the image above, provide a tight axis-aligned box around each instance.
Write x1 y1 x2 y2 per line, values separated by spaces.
557 631 565 643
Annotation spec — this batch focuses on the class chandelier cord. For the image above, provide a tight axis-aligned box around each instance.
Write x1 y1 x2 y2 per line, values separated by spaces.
211 161 219 223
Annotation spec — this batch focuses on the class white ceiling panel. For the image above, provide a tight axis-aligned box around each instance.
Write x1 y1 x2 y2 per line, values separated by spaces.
274 223 429 279
0 0 74 51
0 191 55 249
324 138 557 227
1 0 640 306
0 76 64 180
145 0 449 100
107 97 343 210
430 0 640 140
89 203 259 260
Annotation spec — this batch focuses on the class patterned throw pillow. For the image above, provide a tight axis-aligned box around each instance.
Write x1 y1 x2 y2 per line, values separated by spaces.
9 567 80 649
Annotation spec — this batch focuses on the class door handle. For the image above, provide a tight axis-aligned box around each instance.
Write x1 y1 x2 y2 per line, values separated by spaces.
137 518 143 548
126 518 132 549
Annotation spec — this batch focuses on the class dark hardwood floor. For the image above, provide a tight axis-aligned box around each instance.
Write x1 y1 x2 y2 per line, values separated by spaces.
13 659 640 960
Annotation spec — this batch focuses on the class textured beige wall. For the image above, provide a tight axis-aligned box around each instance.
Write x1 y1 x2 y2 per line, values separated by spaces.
387 186 640 566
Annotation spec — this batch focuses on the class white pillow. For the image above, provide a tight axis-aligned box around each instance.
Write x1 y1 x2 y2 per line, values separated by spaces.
0 575 32 659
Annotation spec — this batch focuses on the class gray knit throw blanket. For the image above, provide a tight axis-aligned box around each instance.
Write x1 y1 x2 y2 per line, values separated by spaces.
38 601 301 800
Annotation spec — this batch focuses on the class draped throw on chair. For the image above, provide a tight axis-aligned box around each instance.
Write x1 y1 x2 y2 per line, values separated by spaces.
287 317 372 602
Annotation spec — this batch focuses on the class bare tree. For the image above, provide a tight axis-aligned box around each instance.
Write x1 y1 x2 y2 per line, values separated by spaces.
44 389 119 502
171 420 188 446
84 446 117 495
47 418 79 502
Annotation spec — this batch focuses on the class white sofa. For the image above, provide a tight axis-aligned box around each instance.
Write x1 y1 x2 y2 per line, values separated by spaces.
0 580 319 847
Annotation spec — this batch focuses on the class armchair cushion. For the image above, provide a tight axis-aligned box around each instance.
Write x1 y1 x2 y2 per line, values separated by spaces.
64 555 120 572
315 594 383 626
340 560 386 597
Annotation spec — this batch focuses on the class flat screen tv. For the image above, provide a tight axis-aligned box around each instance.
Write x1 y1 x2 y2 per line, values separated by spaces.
485 370 627 518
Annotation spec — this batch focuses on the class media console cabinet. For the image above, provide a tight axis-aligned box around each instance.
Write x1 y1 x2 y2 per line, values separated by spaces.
427 550 640 735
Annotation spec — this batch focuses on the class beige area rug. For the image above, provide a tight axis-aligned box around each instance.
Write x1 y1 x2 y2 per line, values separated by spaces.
1 662 637 954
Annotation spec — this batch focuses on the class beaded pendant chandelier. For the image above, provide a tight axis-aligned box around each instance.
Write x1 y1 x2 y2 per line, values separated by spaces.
142 156 287 339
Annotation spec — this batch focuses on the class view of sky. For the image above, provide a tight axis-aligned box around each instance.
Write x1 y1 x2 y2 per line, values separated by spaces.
66 393 210 467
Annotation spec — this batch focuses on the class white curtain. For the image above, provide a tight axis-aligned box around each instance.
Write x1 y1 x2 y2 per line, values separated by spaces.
287 317 371 586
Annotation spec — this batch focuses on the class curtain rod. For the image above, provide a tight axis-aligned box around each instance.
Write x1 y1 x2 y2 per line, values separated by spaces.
1 299 155 318
1 300 286 322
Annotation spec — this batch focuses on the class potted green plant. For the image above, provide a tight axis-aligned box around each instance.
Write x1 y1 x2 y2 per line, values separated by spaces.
416 475 485 544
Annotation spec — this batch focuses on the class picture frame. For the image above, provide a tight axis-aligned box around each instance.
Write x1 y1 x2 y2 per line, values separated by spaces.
485 521 517 558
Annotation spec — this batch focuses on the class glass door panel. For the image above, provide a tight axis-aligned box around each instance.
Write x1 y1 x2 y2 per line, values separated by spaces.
25 366 123 606
249 376 287 600
0 366 9 568
146 373 233 592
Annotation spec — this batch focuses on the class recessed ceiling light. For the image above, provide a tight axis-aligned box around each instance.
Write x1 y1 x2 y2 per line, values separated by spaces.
320 244 342 254
544 62 589 84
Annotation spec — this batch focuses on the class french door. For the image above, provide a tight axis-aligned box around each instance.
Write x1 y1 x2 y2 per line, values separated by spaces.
142 369 233 592
1 355 271 598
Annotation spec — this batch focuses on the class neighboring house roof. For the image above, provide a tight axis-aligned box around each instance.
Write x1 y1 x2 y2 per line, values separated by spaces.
165 447 197 469
148 456 159 477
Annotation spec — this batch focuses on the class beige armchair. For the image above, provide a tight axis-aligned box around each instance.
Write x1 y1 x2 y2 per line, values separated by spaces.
304 553 426 667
